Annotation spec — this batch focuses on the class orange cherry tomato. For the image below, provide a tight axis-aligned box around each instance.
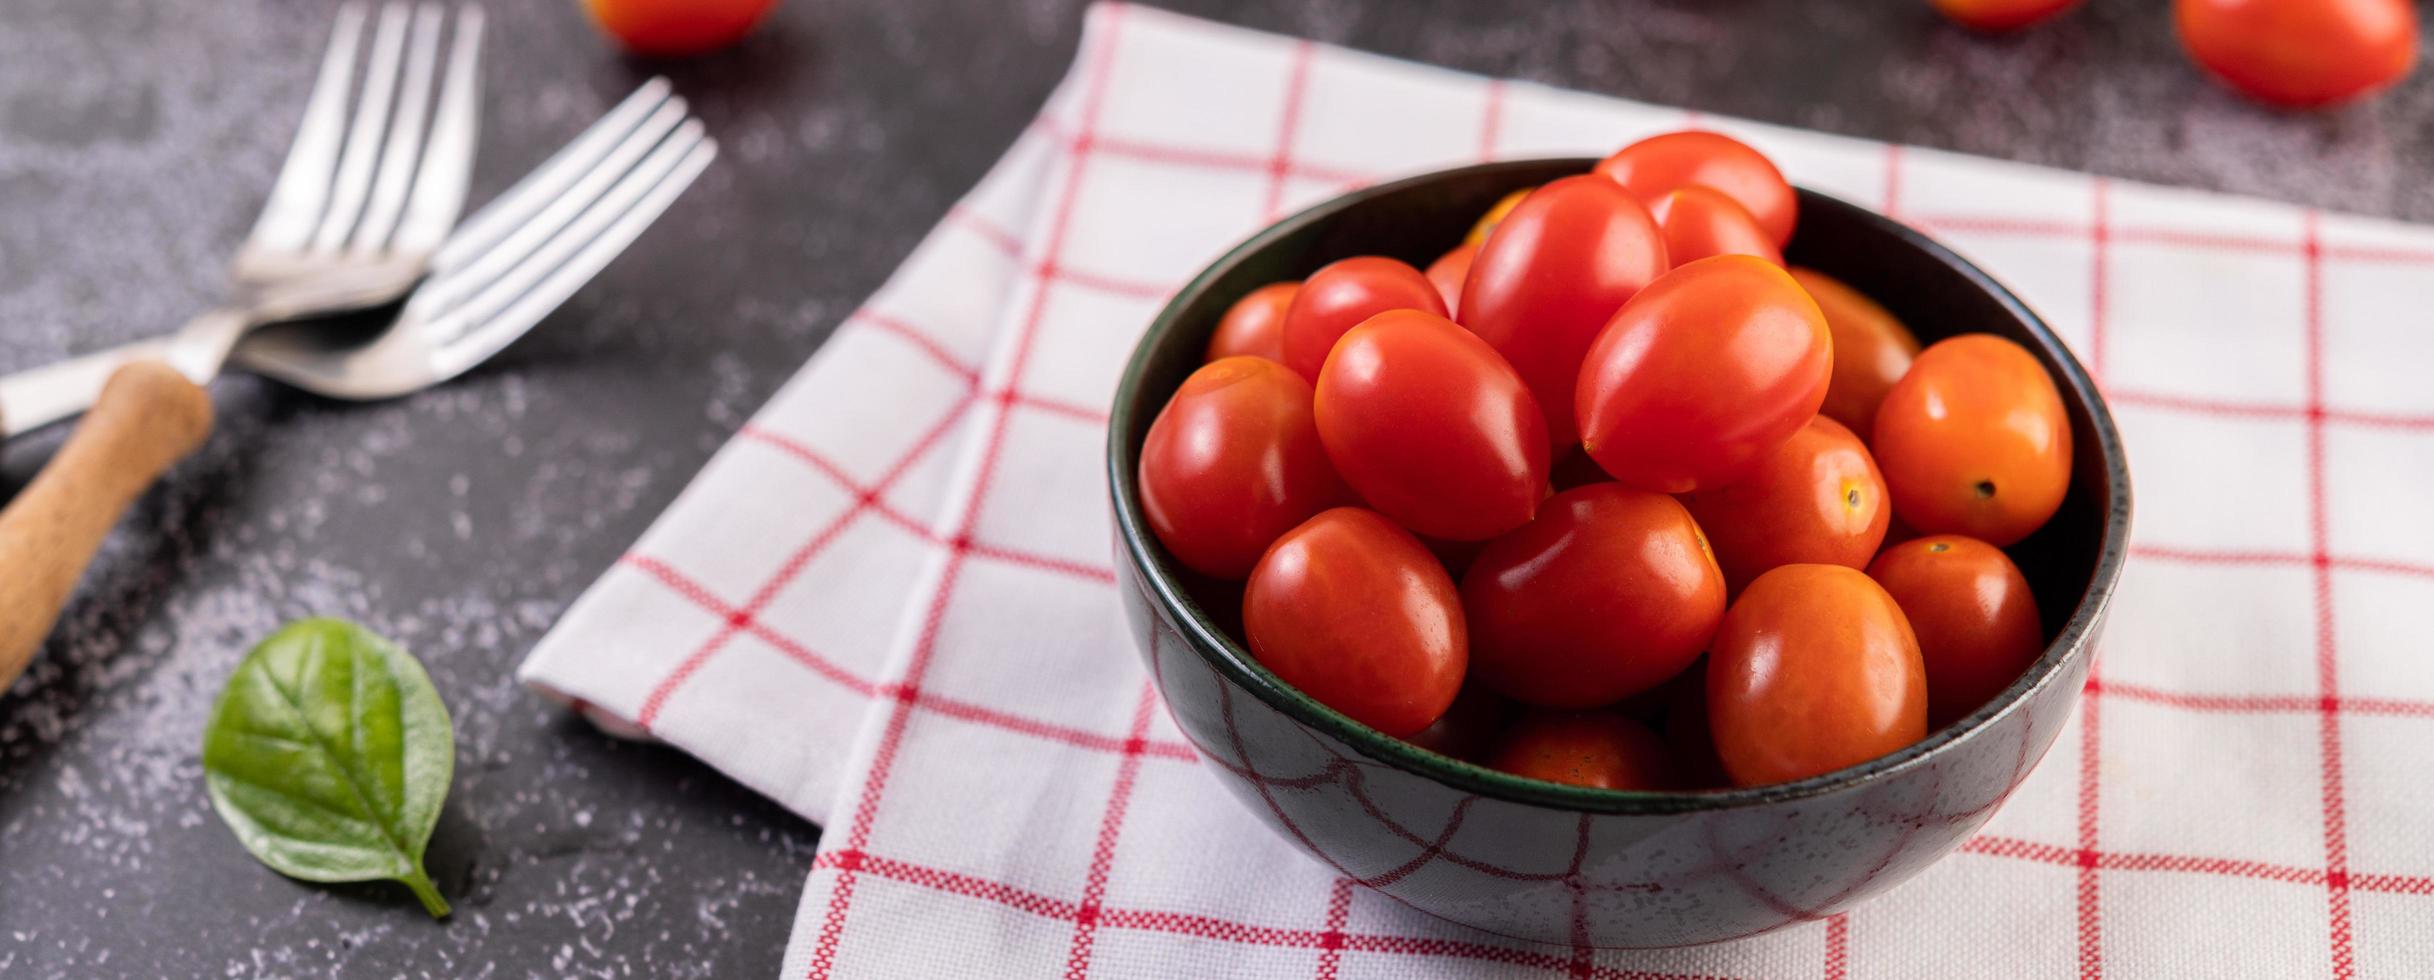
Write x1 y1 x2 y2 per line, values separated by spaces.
1488 711 1677 790
1596 131 1797 246
1404 683 1518 762
1788 267 1923 438
1576 255 1831 493
1205 281 1299 364
1649 186 1782 267
1314 310 1550 541
1140 357 1352 579
1281 256 1447 382
2175 0 2417 107
1873 334 2073 547
583 0 780 57
1868 535 2045 728
1462 485 1725 708
1459 175 1669 450
1425 242 1476 311
1680 416 1890 593
1243 508 1467 737
1466 187 1534 246
1707 564 1927 787
1930 0 2083 33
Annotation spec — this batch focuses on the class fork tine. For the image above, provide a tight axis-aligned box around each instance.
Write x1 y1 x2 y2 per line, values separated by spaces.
433 77 672 272
244 4 368 254
419 95 688 316
309 3 412 253
431 127 717 377
350 3 445 253
391 4 484 255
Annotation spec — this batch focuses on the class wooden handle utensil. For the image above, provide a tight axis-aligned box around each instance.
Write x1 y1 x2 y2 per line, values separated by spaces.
0 361 212 693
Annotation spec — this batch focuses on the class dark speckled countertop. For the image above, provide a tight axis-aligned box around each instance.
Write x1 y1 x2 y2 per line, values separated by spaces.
2 1 2426 976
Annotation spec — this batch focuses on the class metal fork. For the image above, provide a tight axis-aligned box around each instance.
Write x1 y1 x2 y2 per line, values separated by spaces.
0 2 484 438
237 79 714 400
0 86 716 692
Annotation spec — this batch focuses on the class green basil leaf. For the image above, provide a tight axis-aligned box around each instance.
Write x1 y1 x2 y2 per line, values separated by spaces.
200 618 455 918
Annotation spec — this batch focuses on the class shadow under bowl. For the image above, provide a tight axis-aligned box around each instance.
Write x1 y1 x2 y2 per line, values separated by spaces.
1106 159 2131 948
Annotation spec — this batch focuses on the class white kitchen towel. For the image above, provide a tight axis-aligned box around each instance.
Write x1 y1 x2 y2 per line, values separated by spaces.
519 4 2434 976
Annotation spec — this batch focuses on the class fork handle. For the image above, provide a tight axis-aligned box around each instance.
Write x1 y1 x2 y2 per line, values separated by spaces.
0 361 212 693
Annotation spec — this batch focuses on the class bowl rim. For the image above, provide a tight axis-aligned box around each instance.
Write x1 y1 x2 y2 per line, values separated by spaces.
1105 157 2133 816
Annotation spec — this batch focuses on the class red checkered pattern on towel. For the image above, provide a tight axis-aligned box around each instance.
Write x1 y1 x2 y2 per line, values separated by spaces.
516 5 2434 976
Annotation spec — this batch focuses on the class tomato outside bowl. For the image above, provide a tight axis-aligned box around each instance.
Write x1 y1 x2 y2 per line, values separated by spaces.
1105 159 2131 949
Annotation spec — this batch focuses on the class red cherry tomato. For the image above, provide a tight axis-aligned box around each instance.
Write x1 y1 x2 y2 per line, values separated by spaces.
1868 535 2045 728
1487 711 1677 790
1649 186 1782 267
583 0 780 57
1707 564 1928 787
1596 131 1797 246
1930 0 2083 32
1789 267 1922 438
1243 508 1467 736
1206 281 1299 364
1314 310 1550 541
1139 357 1351 579
1576 255 1831 493
2175 0 2418 107
1425 242 1476 311
1462 485 1725 708
1873 334 2073 547
1680 416 1891 593
1458 175 1670 451
1404 683 1518 762
1281 256 1447 382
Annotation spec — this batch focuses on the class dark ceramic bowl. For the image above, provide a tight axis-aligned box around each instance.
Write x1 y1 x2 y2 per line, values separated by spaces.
1106 159 2130 948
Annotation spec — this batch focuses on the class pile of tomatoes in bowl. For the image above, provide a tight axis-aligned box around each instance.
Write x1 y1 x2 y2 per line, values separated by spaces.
1136 130 2078 793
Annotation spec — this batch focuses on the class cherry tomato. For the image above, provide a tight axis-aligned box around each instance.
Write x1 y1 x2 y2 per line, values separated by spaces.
1680 416 1890 593
1462 484 1725 708
1206 281 1299 364
1649 186 1782 267
583 0 780 57
1873 334 2073 547
1576 255 1831 493
1404 683 1517 762
1488 711 1676 790
1788 267 1922 437
1315 310 1550 541
1596 131 1797 246
1868 536 2044 728
1459 175 1669 449
1930 0 2082 33
1707 564 1927 787
1281 256 1447 382
1425 242 1476 311
1243 508 1467 736
1140 357 1352 579
1466 187 1534 246
2175 0 2418 107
